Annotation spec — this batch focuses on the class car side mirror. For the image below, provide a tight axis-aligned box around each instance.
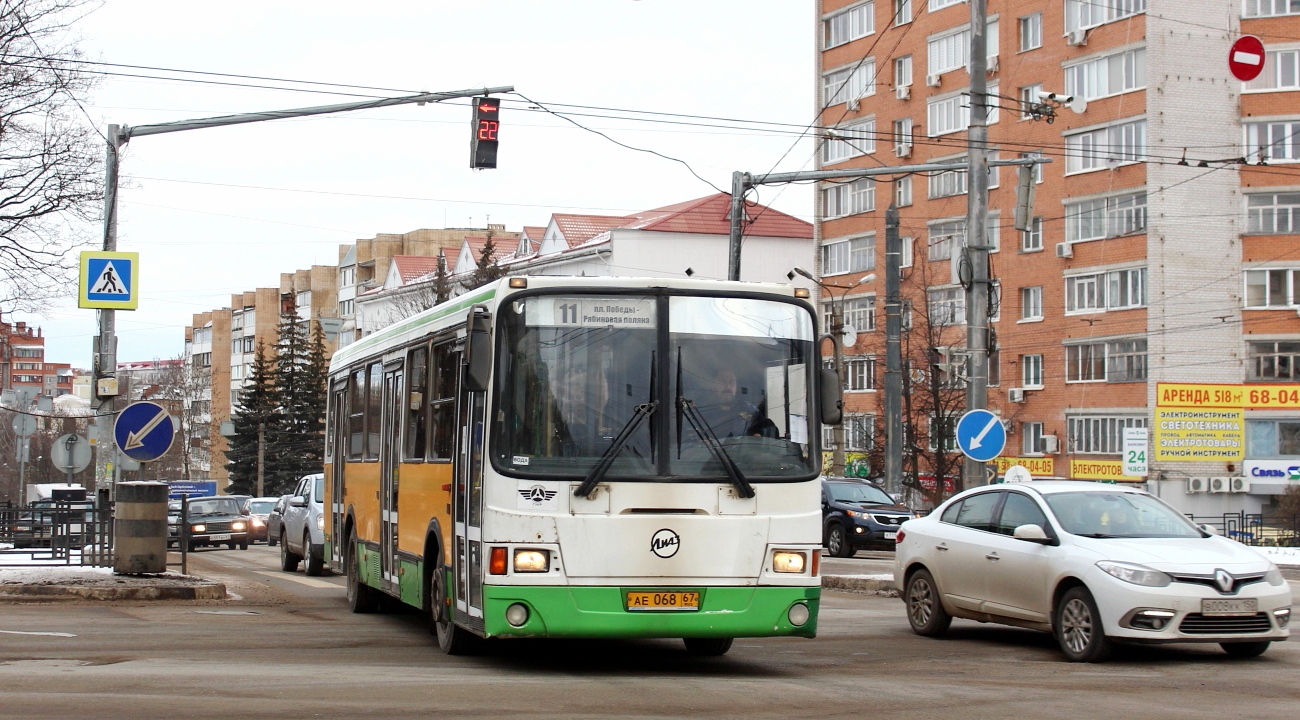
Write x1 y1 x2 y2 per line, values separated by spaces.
1012 524 1052 544
289 497 307 508
1198 523 1220 536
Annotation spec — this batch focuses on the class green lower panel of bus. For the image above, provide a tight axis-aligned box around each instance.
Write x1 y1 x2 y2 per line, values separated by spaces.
481 584 820 639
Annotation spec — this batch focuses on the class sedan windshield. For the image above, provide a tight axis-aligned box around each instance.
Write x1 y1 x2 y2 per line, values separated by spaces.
494 292 817 481
248 501 276 514
828 483 894 505
1044 491 1203 538
187 498 242 516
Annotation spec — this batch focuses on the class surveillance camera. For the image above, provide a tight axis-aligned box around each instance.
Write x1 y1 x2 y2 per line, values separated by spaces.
1044 92 1075 104
1037 90 1054 100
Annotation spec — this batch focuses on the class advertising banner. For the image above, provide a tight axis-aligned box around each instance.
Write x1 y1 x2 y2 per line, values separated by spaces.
1069 459 1144 482
1152 407 1245 462
1157 382 1300 410
993 456 1054 476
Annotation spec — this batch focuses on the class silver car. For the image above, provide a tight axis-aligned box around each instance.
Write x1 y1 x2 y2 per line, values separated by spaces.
279 473 327 576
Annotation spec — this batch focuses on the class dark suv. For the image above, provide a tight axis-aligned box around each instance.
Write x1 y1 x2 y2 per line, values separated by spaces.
821 478 913 557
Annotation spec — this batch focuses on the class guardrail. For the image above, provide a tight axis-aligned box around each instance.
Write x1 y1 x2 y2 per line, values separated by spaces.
1187 512 1300 547
0 501 114 567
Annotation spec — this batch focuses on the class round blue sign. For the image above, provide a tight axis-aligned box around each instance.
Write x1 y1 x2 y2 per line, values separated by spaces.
114 401 177 462
955 409 1006 463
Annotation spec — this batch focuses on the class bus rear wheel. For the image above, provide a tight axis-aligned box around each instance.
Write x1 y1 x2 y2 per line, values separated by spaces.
429 563 479 655
682 637 733 656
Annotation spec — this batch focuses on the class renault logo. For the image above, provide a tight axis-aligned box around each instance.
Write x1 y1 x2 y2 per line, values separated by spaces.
1214 569 1235 593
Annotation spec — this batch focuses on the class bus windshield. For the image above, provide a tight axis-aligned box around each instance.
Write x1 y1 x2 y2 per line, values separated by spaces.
493 293 817 481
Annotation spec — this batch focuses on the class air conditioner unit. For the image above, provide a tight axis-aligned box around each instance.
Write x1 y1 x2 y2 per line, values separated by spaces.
1001 419 1014 434
1008 387 1026 403
987 56 1000 73
1041 435 1059 454
926 73 942 87
847 97 860 111
896 85 911 100
1187 477 1206 493
1207 477 1230 493
1067 29 1088 46
1055 242 1073 258
1229 477 1251 493
894 143 913 158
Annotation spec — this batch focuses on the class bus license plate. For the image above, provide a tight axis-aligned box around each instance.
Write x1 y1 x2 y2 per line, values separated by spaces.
207 533 231 541
1202 598 1256 616
626 591 700 612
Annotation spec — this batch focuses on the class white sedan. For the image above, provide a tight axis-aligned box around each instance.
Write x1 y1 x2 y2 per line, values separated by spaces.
894 481 1292 662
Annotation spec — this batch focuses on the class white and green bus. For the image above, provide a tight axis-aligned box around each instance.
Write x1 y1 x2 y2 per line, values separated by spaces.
326 276 841 655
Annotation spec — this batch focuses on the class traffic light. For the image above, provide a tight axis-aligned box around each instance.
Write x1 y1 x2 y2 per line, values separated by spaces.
470 97 500 169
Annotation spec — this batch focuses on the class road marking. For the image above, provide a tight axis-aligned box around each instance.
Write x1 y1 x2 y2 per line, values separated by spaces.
0 630 76 637
254 571 339 589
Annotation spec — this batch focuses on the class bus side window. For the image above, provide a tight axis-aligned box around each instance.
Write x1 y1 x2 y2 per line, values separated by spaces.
348 367 365 460
429 343 458 460
405 345 428 460
365 361 382 460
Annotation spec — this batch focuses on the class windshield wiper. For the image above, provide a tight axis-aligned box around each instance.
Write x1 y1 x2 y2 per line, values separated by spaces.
573 402 657 499
1074 532 1119 538
678 396 755 499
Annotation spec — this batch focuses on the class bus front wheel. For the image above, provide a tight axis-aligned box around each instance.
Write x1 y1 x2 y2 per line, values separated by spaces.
683 637 733 656
430 563 479 655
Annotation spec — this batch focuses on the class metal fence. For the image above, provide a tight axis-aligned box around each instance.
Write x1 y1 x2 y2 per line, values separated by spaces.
1188 513 1300 547
0 501 114 567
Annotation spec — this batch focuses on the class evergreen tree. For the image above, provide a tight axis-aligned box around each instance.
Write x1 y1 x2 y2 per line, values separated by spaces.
268 300 327 494
224 342 280 496
466 231 504 290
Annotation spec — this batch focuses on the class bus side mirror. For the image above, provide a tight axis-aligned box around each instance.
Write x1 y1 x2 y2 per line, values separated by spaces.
464 305 493 392
819 367 843 425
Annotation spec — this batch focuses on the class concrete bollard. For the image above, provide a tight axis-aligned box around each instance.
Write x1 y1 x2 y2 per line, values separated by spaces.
114 482 169 574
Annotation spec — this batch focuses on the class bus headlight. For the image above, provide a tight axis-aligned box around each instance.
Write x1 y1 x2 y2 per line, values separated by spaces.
772 551 806 573
788 602 810 626
506 603 530 626
514 549 550 572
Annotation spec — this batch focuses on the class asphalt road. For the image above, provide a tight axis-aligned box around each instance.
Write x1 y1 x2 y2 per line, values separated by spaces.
0 545 1296 719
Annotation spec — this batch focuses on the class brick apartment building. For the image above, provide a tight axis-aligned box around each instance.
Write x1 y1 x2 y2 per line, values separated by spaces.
1 319 73 398
815 0 1300 512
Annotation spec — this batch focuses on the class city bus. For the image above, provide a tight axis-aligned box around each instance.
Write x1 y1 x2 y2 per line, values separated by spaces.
324 276 841 655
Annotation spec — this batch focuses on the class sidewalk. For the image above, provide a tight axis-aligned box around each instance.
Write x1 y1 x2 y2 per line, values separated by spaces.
0 565 226 600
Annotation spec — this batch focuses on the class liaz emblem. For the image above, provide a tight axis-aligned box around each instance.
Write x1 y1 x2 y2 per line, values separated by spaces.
651 528 680 558
519 485 558 505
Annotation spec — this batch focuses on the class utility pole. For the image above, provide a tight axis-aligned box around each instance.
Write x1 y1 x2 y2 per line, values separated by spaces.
884 204 903 498
257 422 266 498
963 0 992 492
90 86 514 496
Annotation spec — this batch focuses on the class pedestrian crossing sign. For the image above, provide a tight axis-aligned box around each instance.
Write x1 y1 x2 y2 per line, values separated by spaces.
78 251 140 310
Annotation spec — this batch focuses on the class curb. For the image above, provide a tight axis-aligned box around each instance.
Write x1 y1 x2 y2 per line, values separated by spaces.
0 582 226 601
823 575 897 596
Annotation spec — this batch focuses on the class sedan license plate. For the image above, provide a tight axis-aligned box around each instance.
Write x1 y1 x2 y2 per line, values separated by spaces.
1202 598 1257 616
626 591 700 612
207 533 232 541
883 531 897 540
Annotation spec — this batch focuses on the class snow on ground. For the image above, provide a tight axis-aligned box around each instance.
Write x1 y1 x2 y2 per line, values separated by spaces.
1260 546 1300 566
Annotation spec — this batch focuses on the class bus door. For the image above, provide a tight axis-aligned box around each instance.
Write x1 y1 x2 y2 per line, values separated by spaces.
329 381 348 567
380 362 403 591
453 352 485 624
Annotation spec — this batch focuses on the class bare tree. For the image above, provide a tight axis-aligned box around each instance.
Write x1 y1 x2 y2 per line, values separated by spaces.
383 251 455 325
0 0 103 313
142 356 211 480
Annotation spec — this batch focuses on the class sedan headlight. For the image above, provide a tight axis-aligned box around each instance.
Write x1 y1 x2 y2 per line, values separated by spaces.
1265 563 1285 587
191 524 206 533
1097 560 1171 587
846 510 867 519
251 518 265 527
231 521 247 531
772 551 807 573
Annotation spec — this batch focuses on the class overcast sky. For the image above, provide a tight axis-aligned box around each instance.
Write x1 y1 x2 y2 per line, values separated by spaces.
18 0 818 366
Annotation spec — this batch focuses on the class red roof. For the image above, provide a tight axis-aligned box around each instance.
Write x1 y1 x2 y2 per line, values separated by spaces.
390 255 440 285
550 214 628 248
626 193 812 239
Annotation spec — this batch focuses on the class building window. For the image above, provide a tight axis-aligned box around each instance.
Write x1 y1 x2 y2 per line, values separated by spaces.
926 216 1000 260
823 120 877 164
929 166 968 199
845 415 875 451
845 357 876 391
1106 339 1148 382
1247 192 1300 234
1065 342 1106 382
928 286 966 326
844 296 877 331
900 236 914 267
1023 422 1045 454
340 266 355 286
1065 191 1147 242
1020 286 1043 320
895 55 913 89
14 347 41 358
1066 119 1147 174
1064 48 1146 101
1245 49 1300 91
1245 268 1300 307
894 0 913 24
823 61 876 107
1019 13 1042 51
1019 83 1043 119
823 423 837 450
1065 268 1146 313
1244 0 1300 18
340 299 354 316
893 117 914 148
1021 354 1043 388
1068 415 1148 454
929 0 964 10
1248 341 1300 380
1065 0 1146 33
1245 120 1300 163
1021 217 1043 251
823 179 875 219
927 20 999 77
822 235 876 275
928 94 967 137
1247 419 1300 455
895 177 913 207
824 2 875 49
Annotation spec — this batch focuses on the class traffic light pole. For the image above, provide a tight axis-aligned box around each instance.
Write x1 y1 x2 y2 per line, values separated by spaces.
963 0 992 492
92 85 514 494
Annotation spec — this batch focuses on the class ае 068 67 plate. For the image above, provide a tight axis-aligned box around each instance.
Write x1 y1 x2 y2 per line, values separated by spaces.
625 590 700 612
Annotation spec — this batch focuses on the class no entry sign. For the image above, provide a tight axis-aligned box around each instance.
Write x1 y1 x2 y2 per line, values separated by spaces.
1229 35 1265 82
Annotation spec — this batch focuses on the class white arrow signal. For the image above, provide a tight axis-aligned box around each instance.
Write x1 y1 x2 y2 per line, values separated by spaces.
125 408 169 451
968 414 1000 450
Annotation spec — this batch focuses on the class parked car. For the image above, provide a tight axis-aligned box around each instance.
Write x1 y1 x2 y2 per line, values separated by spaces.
895 480 1292 662
244 497 279 544
167 499 183 548
266 494 292 547
180 496 249 551
12 499 97 549
821 478 913 557
279 474 326 576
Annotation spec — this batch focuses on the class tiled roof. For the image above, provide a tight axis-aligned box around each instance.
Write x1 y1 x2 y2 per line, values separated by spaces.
390 255 440 284
551 214 629 248
625 193 812 239
522 226 547 240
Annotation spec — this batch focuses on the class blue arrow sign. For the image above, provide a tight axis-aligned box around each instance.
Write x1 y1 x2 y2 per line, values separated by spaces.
114 401 176 462
955 409 1006 463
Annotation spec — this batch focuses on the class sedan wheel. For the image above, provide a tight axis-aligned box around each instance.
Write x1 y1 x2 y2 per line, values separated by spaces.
1055 586 1111 663
827 524 854 558
904 568 951 637
1221 641 1271 658
304 532 325 576
280 531 301 572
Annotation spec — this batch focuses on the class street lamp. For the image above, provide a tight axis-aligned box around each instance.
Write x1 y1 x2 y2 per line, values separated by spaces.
794 267 876 477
